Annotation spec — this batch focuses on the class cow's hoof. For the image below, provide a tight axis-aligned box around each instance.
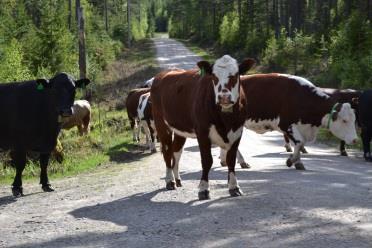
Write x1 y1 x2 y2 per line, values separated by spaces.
285 146 293 152
198 190 210 200
294 162 306 170
42 184 55 192
286 157 293 167
12 186 24 197
175 179 182 187
240 163 251 169
166 181 176 190
151 148 157 153
229 187 243 197
365 157 372 162
300 147 308 154
220 161 227 167
340 151 348 156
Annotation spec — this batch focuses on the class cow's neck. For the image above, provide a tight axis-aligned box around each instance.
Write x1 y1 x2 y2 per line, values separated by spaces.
320 99 339 129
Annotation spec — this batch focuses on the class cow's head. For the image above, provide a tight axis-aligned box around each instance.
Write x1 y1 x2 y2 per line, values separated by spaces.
197 55 255 111
327 103 358 145
36 73 90 119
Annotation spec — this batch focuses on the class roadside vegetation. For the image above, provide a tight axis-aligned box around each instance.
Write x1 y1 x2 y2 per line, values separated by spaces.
0 0 162 184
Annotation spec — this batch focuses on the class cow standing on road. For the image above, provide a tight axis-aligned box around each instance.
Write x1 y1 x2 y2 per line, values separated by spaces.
151 55 255 200
221 74 358 170
137 92 157 152
0 73 90 197
283 88 360 156
126 88 151 142
358 89 372 162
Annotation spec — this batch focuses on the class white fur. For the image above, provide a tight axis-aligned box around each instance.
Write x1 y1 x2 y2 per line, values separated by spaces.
137 93 150 120
173 150 182 180
165 167 175 183
212 55 239 106
219 148 246 166
144 77 154 87
209 125 243 150
199 180 209 192
321 103 357 144
244 118 281 134
228 172 239 190
279 74 329 98
292 123 319 143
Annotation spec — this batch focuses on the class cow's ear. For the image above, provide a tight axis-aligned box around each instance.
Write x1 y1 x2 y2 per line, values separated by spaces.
75 78 91 88
239 58 256 75
197 61 213 76
36 78 50 91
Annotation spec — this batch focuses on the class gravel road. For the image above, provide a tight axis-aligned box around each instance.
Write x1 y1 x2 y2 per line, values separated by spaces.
0 37 371 248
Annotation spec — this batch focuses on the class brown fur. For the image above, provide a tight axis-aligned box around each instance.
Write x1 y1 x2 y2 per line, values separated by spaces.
61 100 91 135
151 58 255 198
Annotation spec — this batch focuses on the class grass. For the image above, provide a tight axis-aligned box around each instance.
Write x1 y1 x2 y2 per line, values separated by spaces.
0 39 160 185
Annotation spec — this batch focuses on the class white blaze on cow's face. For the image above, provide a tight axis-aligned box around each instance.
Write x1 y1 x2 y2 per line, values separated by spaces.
328 103 358 145
212 55 240 109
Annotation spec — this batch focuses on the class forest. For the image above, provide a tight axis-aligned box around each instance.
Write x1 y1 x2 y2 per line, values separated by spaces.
0 0 371 89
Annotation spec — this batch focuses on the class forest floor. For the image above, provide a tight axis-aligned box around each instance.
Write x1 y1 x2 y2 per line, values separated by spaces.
0 37 372 248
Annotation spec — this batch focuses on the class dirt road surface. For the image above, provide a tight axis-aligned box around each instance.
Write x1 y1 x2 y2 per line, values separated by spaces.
0 38 371 248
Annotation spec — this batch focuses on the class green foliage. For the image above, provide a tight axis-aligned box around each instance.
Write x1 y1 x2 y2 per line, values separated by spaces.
329 12 372 89
219 12 240 50
0 39 32 81
262 30 315 74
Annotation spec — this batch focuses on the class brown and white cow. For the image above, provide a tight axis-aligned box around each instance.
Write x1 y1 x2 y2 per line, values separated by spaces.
221 74 358 170
151 55 255 200
126 88 151 142
61 100 91 135
137 92 157 152
283 88 361 156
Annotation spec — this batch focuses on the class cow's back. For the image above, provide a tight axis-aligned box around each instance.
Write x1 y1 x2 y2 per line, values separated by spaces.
241 74 330 129
126 88 150 119
151 69 199 133
0 81 59 152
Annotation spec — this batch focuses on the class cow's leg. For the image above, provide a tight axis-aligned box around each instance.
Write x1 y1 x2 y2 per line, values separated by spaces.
340 140 348 156
129 118 137 142
148 120 157 152
226 140 243 197
220 148 250 169
135 119 141 142
40 153 54 192
197 135 213 200
361 128 372 162
172 135 186 187
11 150 27 197
154 116 175 189
77 124 84 136
141 120 151 149
283 134 293 152
285 128 306 170
82 113 91 134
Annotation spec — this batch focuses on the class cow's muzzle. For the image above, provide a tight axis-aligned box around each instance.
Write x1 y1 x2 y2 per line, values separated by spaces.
58 108 73 123
218 95 234 112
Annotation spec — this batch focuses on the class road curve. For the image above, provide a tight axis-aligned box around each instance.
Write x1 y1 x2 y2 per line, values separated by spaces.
0 37 371 248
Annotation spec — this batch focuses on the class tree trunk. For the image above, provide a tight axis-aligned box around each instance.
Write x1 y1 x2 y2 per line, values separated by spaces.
104 0 108 32
68 0 72 30
77 6 86 79
127 0 131 47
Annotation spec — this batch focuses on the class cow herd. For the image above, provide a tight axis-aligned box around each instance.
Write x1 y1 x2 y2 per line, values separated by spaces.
128 55 371 200
1 55 371 200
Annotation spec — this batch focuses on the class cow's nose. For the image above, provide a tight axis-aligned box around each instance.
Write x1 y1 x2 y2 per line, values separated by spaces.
60 108 73 117
218 94 231 105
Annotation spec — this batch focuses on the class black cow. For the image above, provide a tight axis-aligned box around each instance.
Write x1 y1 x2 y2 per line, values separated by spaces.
0 73 90 197
358 89 372 162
